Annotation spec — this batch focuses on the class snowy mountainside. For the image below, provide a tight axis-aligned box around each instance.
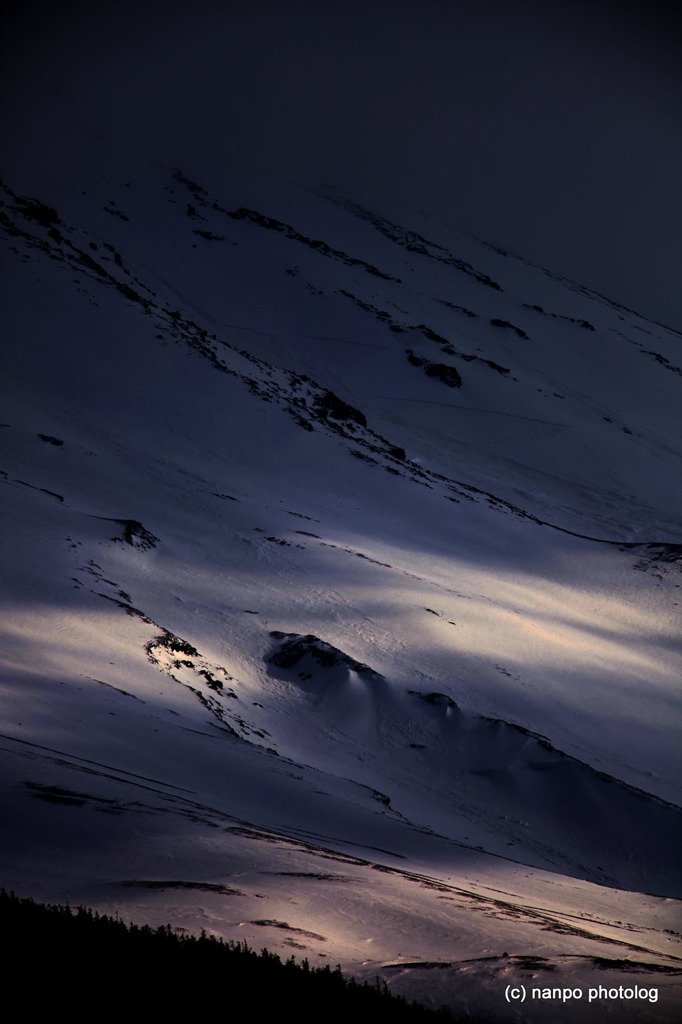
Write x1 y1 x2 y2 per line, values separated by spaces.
1 163 681 1021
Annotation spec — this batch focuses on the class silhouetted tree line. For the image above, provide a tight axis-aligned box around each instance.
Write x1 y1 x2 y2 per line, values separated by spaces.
1 890 458 1019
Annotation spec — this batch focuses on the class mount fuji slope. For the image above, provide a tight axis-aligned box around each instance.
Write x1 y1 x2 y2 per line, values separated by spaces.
1 161 680 1021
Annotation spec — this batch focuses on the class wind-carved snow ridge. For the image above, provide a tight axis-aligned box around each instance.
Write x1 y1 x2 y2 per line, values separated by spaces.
264 632 682 899
1 158 681 1021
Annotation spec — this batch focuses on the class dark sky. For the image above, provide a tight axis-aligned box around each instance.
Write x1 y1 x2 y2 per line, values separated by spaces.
3 0 681 329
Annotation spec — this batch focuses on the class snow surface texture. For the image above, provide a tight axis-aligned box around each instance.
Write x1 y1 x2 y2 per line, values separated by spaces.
1 164 681 1021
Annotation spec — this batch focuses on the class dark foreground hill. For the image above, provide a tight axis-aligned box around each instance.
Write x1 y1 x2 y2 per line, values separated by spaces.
1 889 456 1020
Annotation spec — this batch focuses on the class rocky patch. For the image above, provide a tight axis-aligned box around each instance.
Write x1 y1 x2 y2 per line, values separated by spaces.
268 632 383 680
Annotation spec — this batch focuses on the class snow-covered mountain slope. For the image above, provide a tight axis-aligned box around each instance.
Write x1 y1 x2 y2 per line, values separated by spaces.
1 162 680 1021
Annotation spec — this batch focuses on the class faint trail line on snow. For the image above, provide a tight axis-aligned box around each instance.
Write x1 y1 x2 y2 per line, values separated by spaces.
301 333 390 350
376 395 567 429
0 734 195 794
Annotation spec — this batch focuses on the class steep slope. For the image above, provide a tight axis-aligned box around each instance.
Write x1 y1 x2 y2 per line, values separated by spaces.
1 163 680 1021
